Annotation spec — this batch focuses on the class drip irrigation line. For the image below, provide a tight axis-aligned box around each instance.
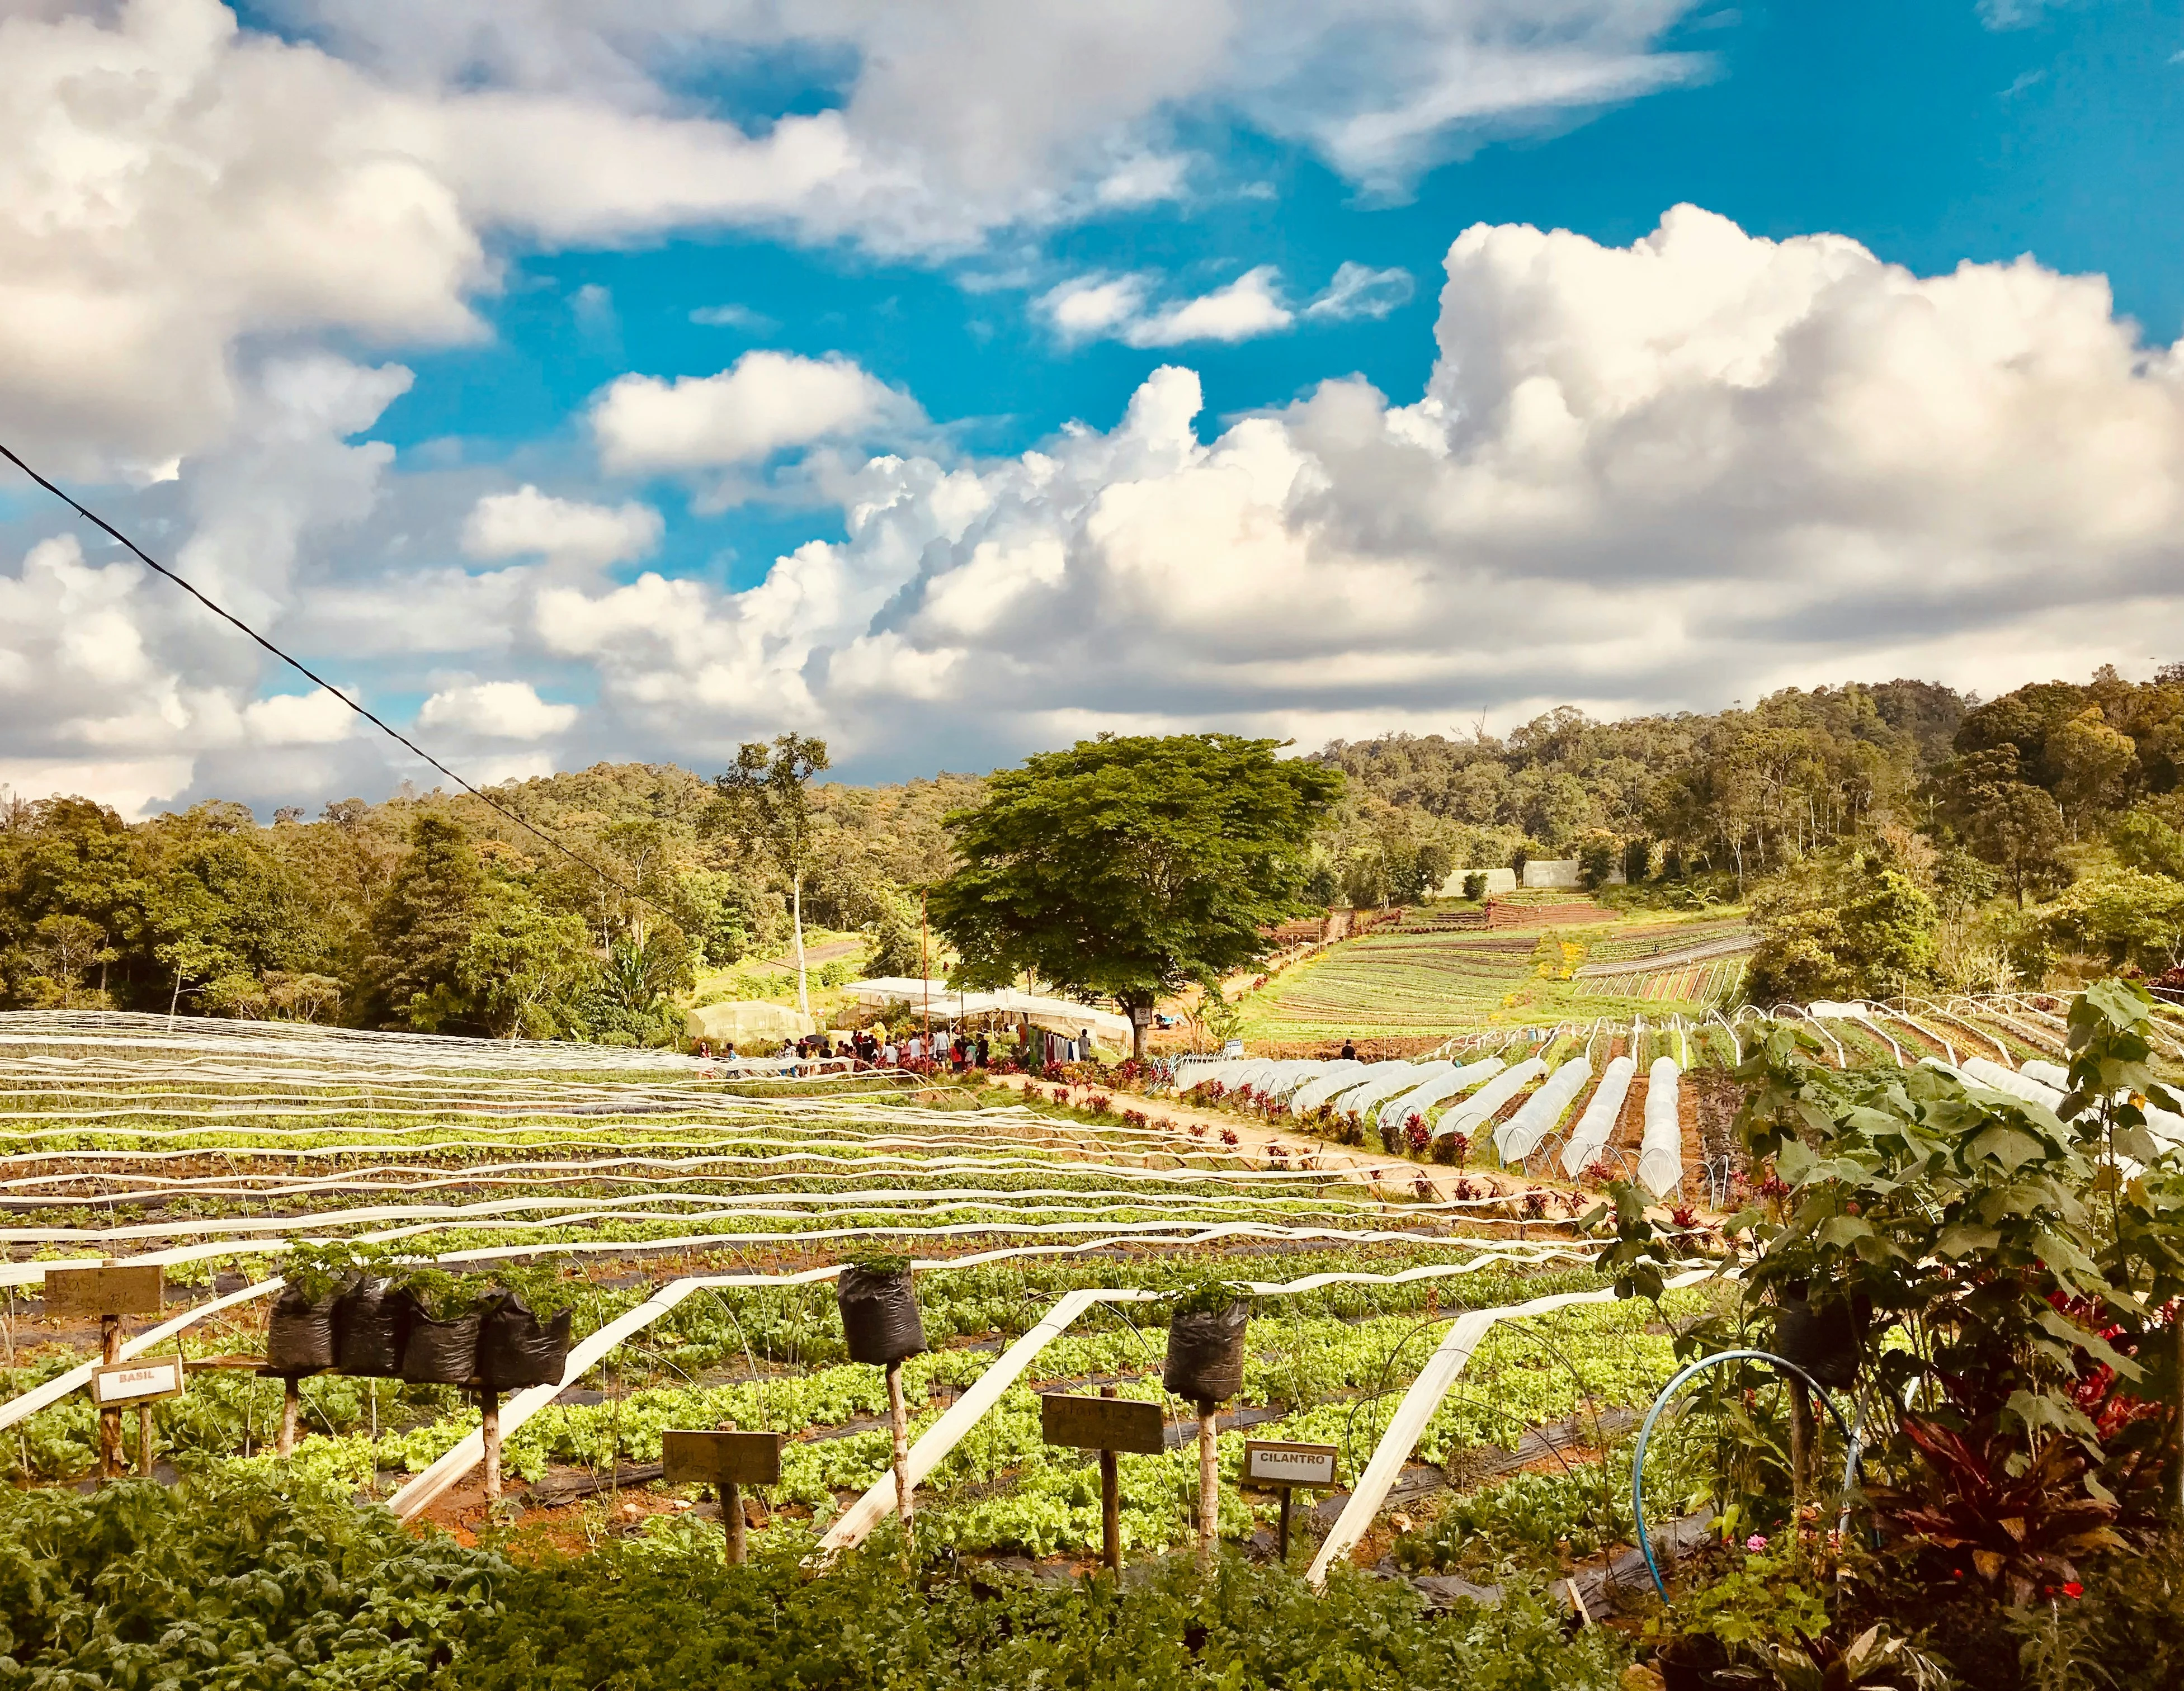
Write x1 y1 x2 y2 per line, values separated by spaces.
0 439 664 915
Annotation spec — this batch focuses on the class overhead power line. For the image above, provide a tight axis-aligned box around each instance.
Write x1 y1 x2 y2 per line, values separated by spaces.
0 438 666 914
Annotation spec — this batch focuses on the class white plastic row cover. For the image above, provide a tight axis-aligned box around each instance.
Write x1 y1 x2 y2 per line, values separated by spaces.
1434 1059 1548 1142
1560 1055 1638 1178
1494 1058 1593 1164
1636 1057 1683 1197
1379 1059 1506 1129
1343 1061 1455 1122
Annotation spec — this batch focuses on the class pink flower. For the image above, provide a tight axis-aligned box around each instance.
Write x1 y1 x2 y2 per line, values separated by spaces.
1744 1534 1768 1552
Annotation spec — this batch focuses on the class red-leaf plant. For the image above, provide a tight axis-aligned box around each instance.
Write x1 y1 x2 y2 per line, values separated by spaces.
1865 1415 2125 1607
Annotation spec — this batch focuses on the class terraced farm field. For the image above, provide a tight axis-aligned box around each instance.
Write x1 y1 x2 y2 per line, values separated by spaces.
1242 908 1752 1040
0 1009 1671 1569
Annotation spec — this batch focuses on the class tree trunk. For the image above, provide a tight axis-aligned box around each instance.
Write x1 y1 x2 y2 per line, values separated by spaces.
168 969 182 1029
793 873 809 1018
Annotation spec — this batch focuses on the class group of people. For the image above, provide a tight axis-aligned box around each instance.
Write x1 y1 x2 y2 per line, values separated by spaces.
691 1029 994 1072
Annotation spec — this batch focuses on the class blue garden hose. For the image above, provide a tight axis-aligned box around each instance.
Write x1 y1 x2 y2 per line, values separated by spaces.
1630 1348 1865 1601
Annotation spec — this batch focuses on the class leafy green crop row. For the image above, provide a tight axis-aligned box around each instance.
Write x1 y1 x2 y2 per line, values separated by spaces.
0 1471 1634 1691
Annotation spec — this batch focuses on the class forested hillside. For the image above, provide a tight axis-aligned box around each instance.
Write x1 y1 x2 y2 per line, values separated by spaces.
1307 679 1968 905
7 666 2183 1036
1316 665 2184 1003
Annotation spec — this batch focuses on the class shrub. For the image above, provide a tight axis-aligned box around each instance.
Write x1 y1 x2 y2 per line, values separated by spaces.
454 1536 1634 1690
0 1473 504 1686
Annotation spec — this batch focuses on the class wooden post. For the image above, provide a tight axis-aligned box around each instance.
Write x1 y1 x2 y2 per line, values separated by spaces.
886 1361 913 1545
277 1377 300 1458
1786 1376 1814 1523
97 1314 122 1479
480 1388 501 1500
1100 1386 1122 1573
718 1419 747 1565
1277 1486 1293 1562
1196 1400 1219 1562
721 1477 747 1563
138 1402 154 1477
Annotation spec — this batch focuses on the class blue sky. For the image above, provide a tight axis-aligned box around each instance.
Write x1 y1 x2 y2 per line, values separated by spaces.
4 0 2184 811
374 0 2184 603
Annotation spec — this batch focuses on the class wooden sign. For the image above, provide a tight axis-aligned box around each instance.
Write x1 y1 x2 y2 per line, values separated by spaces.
1039 1392 1165 1454
1242 1439 1338 1489
44 1263 163 1316
662 1429 784 1487
91 1354 186 1407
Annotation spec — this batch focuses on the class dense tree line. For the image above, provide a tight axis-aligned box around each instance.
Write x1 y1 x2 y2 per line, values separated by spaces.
0 762 981 1041
12 666 2184 1036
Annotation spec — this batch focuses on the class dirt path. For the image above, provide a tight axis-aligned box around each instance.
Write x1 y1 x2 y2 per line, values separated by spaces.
987 1073 1539 1207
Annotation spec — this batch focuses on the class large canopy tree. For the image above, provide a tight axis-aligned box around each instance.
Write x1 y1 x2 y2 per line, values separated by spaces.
928 734 1343 1057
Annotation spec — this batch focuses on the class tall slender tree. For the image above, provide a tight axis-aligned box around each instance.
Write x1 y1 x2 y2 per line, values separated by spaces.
709 735 831 1017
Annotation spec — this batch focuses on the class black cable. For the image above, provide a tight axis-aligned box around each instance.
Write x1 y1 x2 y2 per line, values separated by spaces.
0 437 666 914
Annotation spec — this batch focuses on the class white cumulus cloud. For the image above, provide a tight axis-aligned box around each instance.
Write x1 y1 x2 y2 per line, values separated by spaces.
1124 267 1293 346
25 204 2184 813
243 689 355 745
417 679 579 740
462 485 662 569
504 206 2184 774
1041 267 1295 347
589 351 911 473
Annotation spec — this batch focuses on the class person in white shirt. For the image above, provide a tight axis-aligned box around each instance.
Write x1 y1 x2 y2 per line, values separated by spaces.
881 1040 899 1067
905 1034 924 1063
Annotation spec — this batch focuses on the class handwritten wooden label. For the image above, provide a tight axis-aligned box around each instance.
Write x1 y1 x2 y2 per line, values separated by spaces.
1242 1439 1338 1488
91 1354 186 1406
44 1263 163 1316
662 1429 784 1487
1039 1393 1166 1454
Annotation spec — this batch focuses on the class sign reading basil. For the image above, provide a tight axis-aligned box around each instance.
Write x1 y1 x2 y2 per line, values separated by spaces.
90 1354 186 1406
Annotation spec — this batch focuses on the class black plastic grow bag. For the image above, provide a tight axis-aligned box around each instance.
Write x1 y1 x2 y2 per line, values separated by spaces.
333 1277 411 1377
837 1265 926 1367
1163 1302 1249 1404
477 1291 574 1390
263 1285 340 1375
401 1307 484 1385
1772 1287 1866 1392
